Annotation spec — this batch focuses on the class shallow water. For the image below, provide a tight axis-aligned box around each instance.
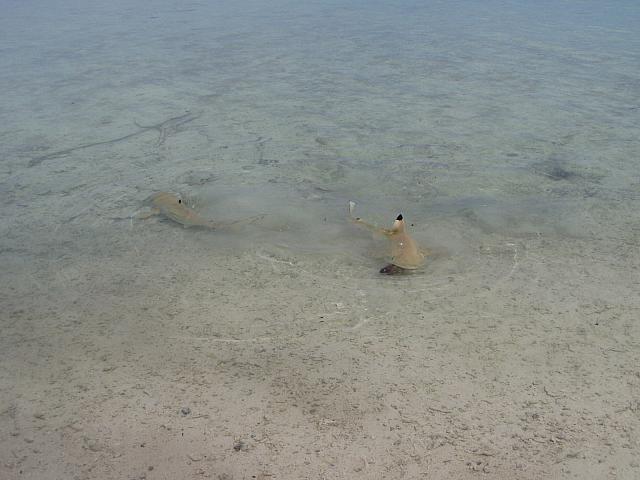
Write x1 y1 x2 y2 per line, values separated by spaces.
1 1 639 478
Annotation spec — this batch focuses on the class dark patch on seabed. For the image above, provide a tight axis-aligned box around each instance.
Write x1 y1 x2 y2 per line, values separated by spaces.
530 155 606 184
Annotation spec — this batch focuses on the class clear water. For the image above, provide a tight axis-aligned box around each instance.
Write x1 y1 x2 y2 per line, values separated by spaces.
1 1 639 478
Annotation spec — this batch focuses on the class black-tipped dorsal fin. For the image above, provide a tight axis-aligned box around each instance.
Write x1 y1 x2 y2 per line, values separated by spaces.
396 214 403 221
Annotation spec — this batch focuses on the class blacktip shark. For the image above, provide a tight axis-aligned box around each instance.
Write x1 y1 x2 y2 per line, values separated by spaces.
349 201 426 275
139 192 264 229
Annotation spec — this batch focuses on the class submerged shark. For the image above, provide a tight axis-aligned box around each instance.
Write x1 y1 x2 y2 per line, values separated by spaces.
140 192 263 229
349 201 426 274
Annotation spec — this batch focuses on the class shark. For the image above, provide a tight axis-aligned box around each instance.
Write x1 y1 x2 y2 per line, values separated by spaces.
349 201 426 274
139 192 263 229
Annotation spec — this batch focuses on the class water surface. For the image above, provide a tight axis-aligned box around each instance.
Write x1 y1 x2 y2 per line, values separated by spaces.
1 1 639 478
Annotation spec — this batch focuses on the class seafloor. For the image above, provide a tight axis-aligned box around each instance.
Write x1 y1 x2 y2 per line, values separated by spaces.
1 0 639 478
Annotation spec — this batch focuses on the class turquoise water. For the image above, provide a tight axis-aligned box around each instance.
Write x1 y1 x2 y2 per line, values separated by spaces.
1 1 639 478
2 0 639 241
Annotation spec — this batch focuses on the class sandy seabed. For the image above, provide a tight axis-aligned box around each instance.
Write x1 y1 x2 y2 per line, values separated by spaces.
1 1 640 479
2 131 638 479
